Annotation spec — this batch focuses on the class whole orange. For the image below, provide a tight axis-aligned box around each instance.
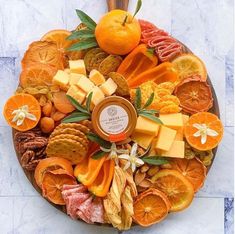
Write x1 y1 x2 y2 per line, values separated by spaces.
95 10 141 55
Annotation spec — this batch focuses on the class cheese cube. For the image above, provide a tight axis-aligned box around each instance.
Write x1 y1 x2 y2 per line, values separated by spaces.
159 113 183 130
155 126 177 151
69 60 86 75
66 85 86 104
64 68 71 74
149 138 158 155
135 116 160 136
69 73 85 86
161 141 185 158
131 131 155 149
53 70 69 91
88 86 105 106
77 76 94 93
100 78 117 96
175 114 189 141
89 69 106 86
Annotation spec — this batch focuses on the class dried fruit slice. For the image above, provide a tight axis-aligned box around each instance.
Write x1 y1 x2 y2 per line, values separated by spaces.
184 112 223 151
3 94 41 131
151 169 194 212
170 158 207 192
171 53 207 82
174 74 213 114
53 91 75 114
133 188 171 226
42 168 77 205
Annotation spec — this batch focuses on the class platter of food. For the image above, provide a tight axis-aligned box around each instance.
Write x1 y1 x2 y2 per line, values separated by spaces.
3 0 224 230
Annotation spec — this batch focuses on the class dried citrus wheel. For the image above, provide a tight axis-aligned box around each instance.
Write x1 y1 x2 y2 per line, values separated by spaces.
21 41 64 70
20 64 56 88
171 53 207 82
3 94 41 131
170 157 207 192
34 157 74 188
42 168 77 205
174 74 213 114
151 169 194 212
184 112 223 151
133 188 171 226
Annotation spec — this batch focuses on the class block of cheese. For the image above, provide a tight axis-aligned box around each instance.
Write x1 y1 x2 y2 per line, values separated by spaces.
175 114 189 141
66 85 86 104
135 116 160 136
155 126 177 151
159 113 183 130
69 73 84 86
64 68 70 74
89 69 106 86
131 131 155 149
88 86 105 106
53 70 69 91
100 78 117 96
149 137 158 155
76 75 94 93
161 141 185 158
69 60 86 75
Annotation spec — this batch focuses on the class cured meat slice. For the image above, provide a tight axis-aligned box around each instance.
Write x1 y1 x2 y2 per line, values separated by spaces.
139 19 157 31
62 184 84 190
76 196 93 222
61 186 87 197
90 198 104 223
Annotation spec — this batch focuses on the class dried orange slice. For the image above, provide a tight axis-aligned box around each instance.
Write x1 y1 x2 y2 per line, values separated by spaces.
42 168 77 205
20 64 56 88
171 53 207 82
174 74 213 114
170 157 207 192
133 188 171 226
3 94 41 131
184 112 223 151
21 41 64 70
152 169 194 212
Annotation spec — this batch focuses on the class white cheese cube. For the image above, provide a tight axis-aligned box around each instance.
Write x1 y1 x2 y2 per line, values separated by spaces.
53 70 69 91
77 76 95 93
66 85 86 104
89 69 106 86
69 60 86 75
99 78 117 96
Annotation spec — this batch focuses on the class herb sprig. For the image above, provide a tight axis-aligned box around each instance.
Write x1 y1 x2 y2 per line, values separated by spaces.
141 156 169 165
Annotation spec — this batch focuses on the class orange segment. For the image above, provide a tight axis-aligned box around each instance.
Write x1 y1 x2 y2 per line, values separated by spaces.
133 188 171 226
3 94 41 131
184 112 223 151
151 169 194 212
170 158 207 192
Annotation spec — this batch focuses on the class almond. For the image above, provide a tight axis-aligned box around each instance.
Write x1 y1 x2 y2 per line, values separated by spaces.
140 164 150 173
147 166 160 177
138 178 153 188
134 170 146 185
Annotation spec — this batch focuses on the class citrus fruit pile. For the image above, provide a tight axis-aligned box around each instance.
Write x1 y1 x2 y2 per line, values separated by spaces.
2 1 224 231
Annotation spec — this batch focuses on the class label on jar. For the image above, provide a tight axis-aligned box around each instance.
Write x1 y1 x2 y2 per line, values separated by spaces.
99 105 129 135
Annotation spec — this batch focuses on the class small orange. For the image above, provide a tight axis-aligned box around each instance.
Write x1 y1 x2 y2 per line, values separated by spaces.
3 94 41 131
170 157 207 192
152 169 194 212
184 112 223 151
95 10 141 55
42 168 77 205
133 188 171 226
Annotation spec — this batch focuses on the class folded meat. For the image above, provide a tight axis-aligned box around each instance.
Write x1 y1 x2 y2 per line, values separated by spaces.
61 184 104 223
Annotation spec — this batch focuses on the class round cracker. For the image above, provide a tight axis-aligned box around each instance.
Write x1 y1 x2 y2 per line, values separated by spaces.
49 127 87 140
54 123 90 134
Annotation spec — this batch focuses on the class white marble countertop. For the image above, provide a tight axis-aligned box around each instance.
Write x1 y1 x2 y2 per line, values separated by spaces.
0 0 233 234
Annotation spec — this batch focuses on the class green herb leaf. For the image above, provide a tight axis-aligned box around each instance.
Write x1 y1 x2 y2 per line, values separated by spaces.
76 9 97 30
67 29 95 40
134 88 142 110
86 92 93 113
62 112 90 123
138 109 158 115
87 132 111 148
142 92 154 109
133 0 142 18
67 39 98 51
66 95 90 114
139 112 163 124
91 150 107 160
142 156 169 165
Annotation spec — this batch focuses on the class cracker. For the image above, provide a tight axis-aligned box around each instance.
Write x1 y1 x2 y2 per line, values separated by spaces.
49 127 87 140
54 123 90 134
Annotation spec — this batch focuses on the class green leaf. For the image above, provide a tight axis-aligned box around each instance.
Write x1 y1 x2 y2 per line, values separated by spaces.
142 92 154 109
138 109 158 115
67 29 95 40
62 112 90 123
134 88 142 110
142 156 169 165
91 150 107 160
76 9 97 30
139 112 163 124
147 48 155 56
67 39 98 51
87 132 111 148
133 0 142 18
66 95 90 114
86 92 93 113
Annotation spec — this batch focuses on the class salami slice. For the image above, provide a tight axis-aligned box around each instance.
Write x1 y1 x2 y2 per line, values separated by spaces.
139 19 157 31
90 198 104 223
62 184 84 191
77 196 93 222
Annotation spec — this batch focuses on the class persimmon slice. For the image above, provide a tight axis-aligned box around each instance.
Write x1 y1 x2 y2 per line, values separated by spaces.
152 169 194 212
133 188 171 226
170 158 207 192
3 94 41 131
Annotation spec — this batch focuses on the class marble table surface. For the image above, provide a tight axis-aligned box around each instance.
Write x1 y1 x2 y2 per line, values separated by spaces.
0 0 234 234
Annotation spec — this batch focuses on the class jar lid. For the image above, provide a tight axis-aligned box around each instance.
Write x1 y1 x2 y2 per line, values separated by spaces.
91 96 137 142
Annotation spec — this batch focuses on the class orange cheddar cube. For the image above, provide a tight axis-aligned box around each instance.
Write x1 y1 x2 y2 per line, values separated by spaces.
175 114 189 141
89 69 105 86
159 113 183 130
131 131 155 149
161 141 185 158
135 116 160 136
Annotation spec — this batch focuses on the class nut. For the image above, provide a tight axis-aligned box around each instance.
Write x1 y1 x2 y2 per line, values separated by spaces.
138 178 153 188
147 166 160 177
160 163 172 169
134 170 146 185
140 164 150 173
